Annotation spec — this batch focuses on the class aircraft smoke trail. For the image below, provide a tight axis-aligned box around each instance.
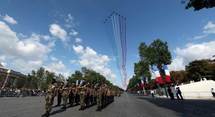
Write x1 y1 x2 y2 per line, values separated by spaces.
105 11 127 88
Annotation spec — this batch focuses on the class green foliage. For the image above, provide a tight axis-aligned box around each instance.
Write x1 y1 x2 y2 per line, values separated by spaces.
127 75 141 89
10 67 121 90
138 42 148 60
129 39 172 90
67 67 115 87
134 61 151 79
24 67 56 90
68 70 83 84
147 39 172 79
185 0 215 11
169 59 215 85
185 59 215 81
14 78 26 89
170 70 188 84
147 39 172 66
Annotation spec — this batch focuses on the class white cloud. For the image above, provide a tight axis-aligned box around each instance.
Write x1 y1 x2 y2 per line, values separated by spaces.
193 34 208 40
69 29 79 36
0 62 7 67
0 55 6 61
65 14 76 28
2 14 17 25
49 24 67 41
72 44 116 82
73 45 84 54
45 60 69 77
50 56 58 61
203 21 215 34
0 55 7 67
70 59 77 64
75 38 82 43
0 21 52 73
191 21 215 40
169 41 215 71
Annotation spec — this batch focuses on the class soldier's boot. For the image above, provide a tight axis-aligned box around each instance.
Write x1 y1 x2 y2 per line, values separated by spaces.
96 106 101 111
61 105 66 110
79 105 84 110
41 112 49 117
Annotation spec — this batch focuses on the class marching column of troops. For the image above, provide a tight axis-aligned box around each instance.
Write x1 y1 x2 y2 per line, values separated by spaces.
42 81 122 117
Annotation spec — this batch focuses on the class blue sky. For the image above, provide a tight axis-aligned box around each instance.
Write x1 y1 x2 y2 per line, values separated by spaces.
1 0 215 88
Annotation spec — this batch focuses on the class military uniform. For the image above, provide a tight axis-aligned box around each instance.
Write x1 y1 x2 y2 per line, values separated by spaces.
69 87 75 107
97 86 103 111
85 87 90 107
79 86 86 110
42 84 55 117
106 88 111 105
74 87 80 105
61 87 69 110
93 88 97 104
56 87 62 106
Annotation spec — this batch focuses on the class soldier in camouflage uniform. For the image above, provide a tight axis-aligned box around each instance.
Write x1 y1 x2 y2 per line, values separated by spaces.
79 85 86 110
68 84 75 107
74 86 80 105
93 86 97 105
61 85 69 110
96 84 103 111
89 85 94 105
56 84 63 107
85 84 90 108
41 82 56 117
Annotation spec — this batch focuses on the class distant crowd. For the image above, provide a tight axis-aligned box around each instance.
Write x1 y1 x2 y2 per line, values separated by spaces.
0 88 45 97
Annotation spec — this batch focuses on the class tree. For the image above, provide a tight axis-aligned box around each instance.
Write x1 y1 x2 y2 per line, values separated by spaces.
186 60 208 81
185 0 215 11
138 42 149 60
127 75 141 90
170 70 188 84
134 61 151 80
147 39 172 80
205 61 215 81
135 42 152 81
36 67 45 89
68 70 83 84
186 59 215 81
15 77 26 89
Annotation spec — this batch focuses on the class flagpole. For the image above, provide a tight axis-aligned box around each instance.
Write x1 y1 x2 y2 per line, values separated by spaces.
1 69 11 89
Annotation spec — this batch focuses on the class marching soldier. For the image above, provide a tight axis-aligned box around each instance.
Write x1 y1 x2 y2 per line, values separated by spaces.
79 85 86 110
89 85 94 105
68 84 75 107
41 81 56 117
96 84 103 111
61 85 69 110
93 86 97 105
85 84 90 108
56 84 63 107
74 86 80 105
106 87 111 105
102 84 107 108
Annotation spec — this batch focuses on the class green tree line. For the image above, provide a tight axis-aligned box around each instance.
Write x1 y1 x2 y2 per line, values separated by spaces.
14 67 122 91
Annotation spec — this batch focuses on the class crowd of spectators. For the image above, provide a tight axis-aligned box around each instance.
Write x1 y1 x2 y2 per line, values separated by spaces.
0 88 45 97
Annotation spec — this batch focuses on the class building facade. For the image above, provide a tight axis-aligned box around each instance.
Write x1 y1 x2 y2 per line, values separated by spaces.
0 64 26 88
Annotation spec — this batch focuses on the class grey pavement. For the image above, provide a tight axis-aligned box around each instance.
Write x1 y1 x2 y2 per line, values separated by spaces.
0 93 215 117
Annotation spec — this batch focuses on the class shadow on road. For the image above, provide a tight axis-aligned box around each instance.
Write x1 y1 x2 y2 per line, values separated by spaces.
50 104 79 116
138 97 215 117
50 108 66 116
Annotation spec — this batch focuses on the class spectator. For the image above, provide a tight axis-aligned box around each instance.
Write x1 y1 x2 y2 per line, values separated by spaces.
150 90 155 98
211 88 215 97
167 86 174 100
176 87 183 100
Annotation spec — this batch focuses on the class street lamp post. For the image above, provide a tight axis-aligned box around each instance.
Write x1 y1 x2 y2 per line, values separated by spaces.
1 69 11 89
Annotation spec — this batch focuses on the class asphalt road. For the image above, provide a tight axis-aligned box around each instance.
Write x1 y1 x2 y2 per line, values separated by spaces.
0 93 215 117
